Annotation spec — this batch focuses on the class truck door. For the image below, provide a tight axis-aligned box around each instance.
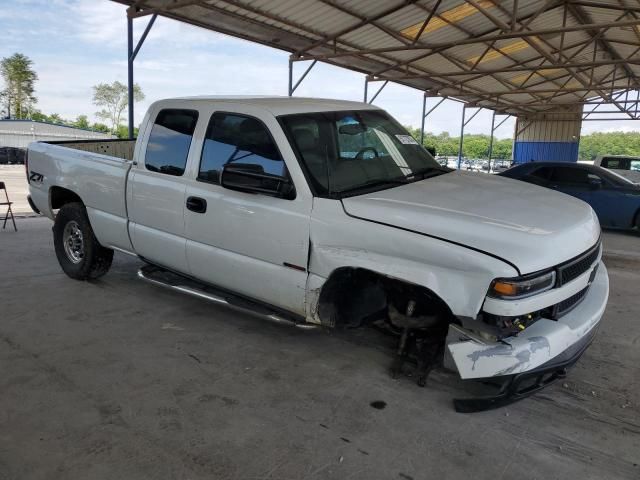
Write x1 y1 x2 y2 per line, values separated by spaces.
183 110 312 316
127 108 200 273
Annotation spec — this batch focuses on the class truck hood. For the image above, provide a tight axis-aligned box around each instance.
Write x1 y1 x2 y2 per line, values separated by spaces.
341 170 600 274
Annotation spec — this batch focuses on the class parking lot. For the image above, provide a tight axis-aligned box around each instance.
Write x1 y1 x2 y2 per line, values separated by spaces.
1 216 638 480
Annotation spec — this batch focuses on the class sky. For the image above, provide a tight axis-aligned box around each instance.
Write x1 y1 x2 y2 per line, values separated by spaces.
2 0 639 139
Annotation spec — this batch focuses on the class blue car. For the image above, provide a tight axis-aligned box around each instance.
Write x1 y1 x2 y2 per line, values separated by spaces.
500 161 640 231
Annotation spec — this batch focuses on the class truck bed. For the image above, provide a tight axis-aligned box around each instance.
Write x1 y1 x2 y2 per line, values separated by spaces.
27 139 135 252
43 138 136 161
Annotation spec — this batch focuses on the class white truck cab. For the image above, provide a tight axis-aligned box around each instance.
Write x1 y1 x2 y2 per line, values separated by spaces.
594 155 640 184
27 97 609 411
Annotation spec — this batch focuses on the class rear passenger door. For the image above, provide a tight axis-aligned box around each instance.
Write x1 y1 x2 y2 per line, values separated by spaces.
183 110 312 315
128 107 200 273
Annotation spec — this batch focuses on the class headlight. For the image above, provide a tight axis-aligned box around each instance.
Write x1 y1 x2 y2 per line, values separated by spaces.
489 271 556 299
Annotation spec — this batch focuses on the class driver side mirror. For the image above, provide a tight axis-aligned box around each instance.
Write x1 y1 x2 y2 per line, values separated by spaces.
220 164 295 199
589 177 602 189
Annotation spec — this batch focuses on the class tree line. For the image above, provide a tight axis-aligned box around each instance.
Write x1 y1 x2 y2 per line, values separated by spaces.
404 127 514 159
1 52 143 138
404 127 640 161
3 52 640 156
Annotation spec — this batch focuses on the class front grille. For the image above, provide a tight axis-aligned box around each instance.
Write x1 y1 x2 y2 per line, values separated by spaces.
557 241 600 286
551 287 589 319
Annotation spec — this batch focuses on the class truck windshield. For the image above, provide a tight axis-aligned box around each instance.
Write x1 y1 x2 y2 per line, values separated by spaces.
280 110 449 197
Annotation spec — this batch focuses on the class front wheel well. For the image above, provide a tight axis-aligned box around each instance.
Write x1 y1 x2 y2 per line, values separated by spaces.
50 186 83 210
316 267 455 328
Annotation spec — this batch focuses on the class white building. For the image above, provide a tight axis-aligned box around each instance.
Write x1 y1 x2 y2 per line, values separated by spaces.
0 119 114 163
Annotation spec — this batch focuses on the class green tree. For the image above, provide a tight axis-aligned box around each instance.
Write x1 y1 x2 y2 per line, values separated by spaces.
74 115 90 129
93 81 144 134
47 113 63 124
115 124 139 139
578 131 640 160
91 123 111 133
0 53 38 119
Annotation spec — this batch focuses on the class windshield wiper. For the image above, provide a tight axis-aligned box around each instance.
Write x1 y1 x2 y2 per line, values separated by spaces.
335 177 409 195
334 166 450 196
402 166 451 181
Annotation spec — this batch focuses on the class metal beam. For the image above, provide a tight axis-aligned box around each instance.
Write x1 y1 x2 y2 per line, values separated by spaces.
288 59 317 96
570 1 640 13
365 80 389 104
370 58 640 80
294 1 417 56
127 13 134 139
419 95 446 144
457 107 481 169
126 9 157 139
487 110 496 169
300 18 640 60
366 0 562 78
457 107 467 169
130 13 157 62
411 0 442 45
453 84 640 96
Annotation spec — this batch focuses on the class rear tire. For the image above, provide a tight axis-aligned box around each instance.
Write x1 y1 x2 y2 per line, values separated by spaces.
53 202 113 280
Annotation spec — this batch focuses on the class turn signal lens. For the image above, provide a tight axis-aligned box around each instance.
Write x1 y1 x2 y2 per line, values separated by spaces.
492 281 518 296
489 271 556 299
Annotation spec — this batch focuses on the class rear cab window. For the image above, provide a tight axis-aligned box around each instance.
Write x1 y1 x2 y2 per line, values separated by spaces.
601 157 634 171
145 109 199 176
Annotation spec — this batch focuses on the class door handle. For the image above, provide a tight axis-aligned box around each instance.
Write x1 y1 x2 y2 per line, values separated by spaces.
186 196 207 213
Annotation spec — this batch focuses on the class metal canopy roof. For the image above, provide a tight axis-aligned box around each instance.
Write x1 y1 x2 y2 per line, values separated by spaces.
113 0 640 119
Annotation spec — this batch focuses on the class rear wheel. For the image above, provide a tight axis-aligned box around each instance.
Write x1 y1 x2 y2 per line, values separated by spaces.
53 202 113 280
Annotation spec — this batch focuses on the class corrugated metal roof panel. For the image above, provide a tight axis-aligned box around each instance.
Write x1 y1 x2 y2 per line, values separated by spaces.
114 0 640 117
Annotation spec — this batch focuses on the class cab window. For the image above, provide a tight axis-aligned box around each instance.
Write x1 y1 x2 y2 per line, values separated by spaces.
145 109 199 176
549 167 590 185
198 113 285 184
527 166 553 183
601 157 631 170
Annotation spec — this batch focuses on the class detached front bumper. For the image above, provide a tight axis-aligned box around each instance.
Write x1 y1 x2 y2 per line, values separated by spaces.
445 262 608 411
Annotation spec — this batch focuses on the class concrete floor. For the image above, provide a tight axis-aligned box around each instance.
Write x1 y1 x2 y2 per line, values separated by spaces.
0 166 31 215
1 217 639 480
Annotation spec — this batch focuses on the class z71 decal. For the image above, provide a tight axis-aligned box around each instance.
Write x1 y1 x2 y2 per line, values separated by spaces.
29 171 44 184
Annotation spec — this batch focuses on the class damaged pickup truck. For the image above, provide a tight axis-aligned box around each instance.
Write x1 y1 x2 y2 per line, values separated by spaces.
27 96 609 411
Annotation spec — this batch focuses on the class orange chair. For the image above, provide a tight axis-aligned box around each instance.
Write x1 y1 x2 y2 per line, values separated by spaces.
0 181 17 231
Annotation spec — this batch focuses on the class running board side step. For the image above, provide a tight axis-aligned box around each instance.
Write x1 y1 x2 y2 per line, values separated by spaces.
137 265 316 330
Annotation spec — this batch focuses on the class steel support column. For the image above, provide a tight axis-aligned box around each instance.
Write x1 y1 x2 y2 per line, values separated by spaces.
127 15 134 139
127 11 157 139
487 111 496 171
288 59 317 96
457 106 481 169
487 113 511 171
420 95 446 144
364 79 389 104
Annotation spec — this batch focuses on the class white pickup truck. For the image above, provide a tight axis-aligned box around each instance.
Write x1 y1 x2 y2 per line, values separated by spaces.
27 97 609 411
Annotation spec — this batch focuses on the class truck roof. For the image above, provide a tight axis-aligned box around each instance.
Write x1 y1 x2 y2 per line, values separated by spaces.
158 95 381 116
